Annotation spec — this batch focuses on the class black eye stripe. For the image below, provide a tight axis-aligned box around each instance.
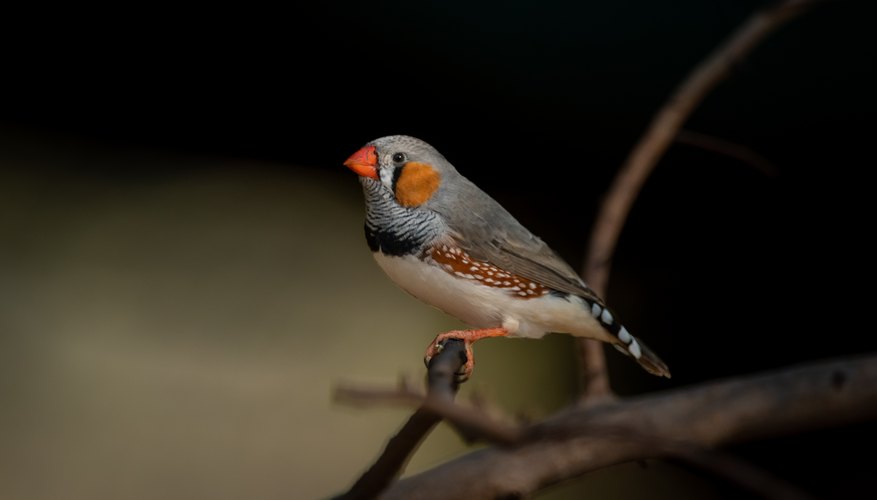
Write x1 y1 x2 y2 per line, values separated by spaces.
391 163 404 192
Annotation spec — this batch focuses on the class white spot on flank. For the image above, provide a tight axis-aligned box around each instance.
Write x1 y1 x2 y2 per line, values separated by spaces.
503 281 511 286
474 274 484 280
529 282 537 289
628 340 642 359
484 278 495 283
618 327 632 344
487 271 494 276
510 286 520 291
470 266 479 272
601 309 614 324
454 271 466 277
517 291 527 296
591 303 602 318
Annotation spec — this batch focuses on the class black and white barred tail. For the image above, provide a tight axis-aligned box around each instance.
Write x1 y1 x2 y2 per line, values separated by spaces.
588 300 671 378
614 335 671 378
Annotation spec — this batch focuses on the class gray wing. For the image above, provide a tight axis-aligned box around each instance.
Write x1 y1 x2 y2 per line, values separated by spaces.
435 177 606 305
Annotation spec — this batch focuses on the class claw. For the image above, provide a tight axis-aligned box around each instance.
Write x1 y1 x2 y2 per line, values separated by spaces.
423 328 508 382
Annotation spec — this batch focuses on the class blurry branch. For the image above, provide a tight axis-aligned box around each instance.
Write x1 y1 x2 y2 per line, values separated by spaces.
332 353 877 500
584 0 815 290
661 442 814 500
576 0 818 400
339 376 814 500
332 339 466 500
380 354 877 500
337 381 522 445
676 130 778 176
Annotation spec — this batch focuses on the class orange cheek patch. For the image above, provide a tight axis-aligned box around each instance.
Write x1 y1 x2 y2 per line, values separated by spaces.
395 162 440 207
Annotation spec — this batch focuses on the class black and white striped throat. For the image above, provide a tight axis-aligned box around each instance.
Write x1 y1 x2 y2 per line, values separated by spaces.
361 179 442 257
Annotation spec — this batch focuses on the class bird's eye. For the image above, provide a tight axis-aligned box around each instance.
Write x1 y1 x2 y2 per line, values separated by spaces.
392 152 407 163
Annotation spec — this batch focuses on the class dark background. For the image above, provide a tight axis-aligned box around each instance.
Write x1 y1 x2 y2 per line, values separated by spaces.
3 1 876 498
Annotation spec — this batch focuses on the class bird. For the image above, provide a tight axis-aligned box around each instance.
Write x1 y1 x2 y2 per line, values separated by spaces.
343 135 670 380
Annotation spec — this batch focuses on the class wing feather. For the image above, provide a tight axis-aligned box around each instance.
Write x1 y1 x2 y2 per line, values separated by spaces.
437 179 606 305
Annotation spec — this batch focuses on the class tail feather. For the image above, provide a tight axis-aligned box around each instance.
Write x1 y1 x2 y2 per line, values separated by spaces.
637 340 671 378
613 334 671 378
577 296 670 378
585 299 671 378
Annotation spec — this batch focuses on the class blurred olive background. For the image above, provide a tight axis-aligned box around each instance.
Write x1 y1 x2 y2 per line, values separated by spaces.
0 133 590 500
2 1 876 499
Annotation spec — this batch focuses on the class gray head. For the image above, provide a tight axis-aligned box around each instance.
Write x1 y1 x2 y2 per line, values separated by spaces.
343 135 465 211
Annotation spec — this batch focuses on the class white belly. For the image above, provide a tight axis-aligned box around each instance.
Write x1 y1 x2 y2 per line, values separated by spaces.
372 252 612 341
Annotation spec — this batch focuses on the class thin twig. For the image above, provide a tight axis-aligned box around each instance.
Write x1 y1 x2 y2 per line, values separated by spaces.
334 380 424 408
580 425 814 500
676 130 778 176
332 339 466 500
533 422 814 500
665 444 814 500
575 339 614 402
576 0 817 400
336 375 522 446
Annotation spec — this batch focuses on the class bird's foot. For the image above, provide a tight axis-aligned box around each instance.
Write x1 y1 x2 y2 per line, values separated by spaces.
424 328 508 382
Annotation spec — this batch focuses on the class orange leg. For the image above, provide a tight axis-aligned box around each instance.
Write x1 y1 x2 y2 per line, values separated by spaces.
424 328 508 381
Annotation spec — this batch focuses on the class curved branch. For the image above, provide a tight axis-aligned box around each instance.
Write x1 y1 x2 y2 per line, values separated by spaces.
332 339 466 500
676 130 778 176
381 354 877 499
577 0 818 399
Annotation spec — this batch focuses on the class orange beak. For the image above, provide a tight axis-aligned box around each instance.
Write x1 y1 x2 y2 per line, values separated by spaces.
343 145 378 179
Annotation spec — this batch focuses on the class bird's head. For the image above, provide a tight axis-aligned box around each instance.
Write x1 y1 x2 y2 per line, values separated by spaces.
344 135 458 209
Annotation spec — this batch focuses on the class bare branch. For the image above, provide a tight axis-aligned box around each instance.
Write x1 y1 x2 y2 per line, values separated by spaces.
664 444 814 500
381 354 877 499
577 0 818 400
676 130 778 176
574 339 614 402
339 390 813 499
584 0 816 289
553 424 814 500
331 339 467 500
335 380 425 408
336 380 523 446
